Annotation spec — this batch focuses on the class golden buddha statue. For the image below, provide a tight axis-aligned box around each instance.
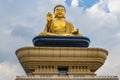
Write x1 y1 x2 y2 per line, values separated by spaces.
40 5 82 36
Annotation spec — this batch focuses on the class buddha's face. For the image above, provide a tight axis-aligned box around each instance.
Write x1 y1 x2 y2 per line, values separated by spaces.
54 6 65 18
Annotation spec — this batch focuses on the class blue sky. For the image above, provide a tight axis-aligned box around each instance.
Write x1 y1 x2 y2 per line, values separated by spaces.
66 0 100 9
0 0 120 80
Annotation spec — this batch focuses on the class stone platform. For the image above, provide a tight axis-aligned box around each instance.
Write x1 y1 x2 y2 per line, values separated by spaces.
16 47 108 75
32 36 90 47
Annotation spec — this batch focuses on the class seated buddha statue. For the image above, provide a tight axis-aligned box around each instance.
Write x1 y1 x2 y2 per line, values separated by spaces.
40 5 82 36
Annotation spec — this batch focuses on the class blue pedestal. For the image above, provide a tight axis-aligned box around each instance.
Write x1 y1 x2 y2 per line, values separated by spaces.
32 36 90 47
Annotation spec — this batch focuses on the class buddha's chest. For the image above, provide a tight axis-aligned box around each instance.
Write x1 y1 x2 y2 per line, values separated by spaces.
53 20 66 28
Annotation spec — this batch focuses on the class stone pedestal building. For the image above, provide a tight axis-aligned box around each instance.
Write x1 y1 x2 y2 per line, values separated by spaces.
15 36 118 80
15 4 119 80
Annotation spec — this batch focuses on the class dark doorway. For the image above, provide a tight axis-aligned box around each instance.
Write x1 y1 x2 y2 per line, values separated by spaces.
58 67 68 75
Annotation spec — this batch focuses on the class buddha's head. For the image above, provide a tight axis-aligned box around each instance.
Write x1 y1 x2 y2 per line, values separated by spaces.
54 5 66 18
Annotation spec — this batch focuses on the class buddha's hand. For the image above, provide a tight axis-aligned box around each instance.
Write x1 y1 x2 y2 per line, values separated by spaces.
72 29 79 34
46 12 53 21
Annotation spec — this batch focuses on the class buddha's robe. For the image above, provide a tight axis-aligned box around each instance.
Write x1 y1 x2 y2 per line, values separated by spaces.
44 20 74 34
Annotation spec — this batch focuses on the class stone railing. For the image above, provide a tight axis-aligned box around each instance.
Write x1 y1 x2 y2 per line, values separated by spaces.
16 75 118 79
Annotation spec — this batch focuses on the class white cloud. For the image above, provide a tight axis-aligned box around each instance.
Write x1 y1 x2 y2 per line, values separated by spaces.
51 0 66 5
71 0 79 7
0 62 25 80
108 0 120 14
116 32 120 38
108 0 120 23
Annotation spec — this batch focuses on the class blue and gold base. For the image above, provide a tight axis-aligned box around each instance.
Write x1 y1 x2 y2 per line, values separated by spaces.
32 36 90 47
